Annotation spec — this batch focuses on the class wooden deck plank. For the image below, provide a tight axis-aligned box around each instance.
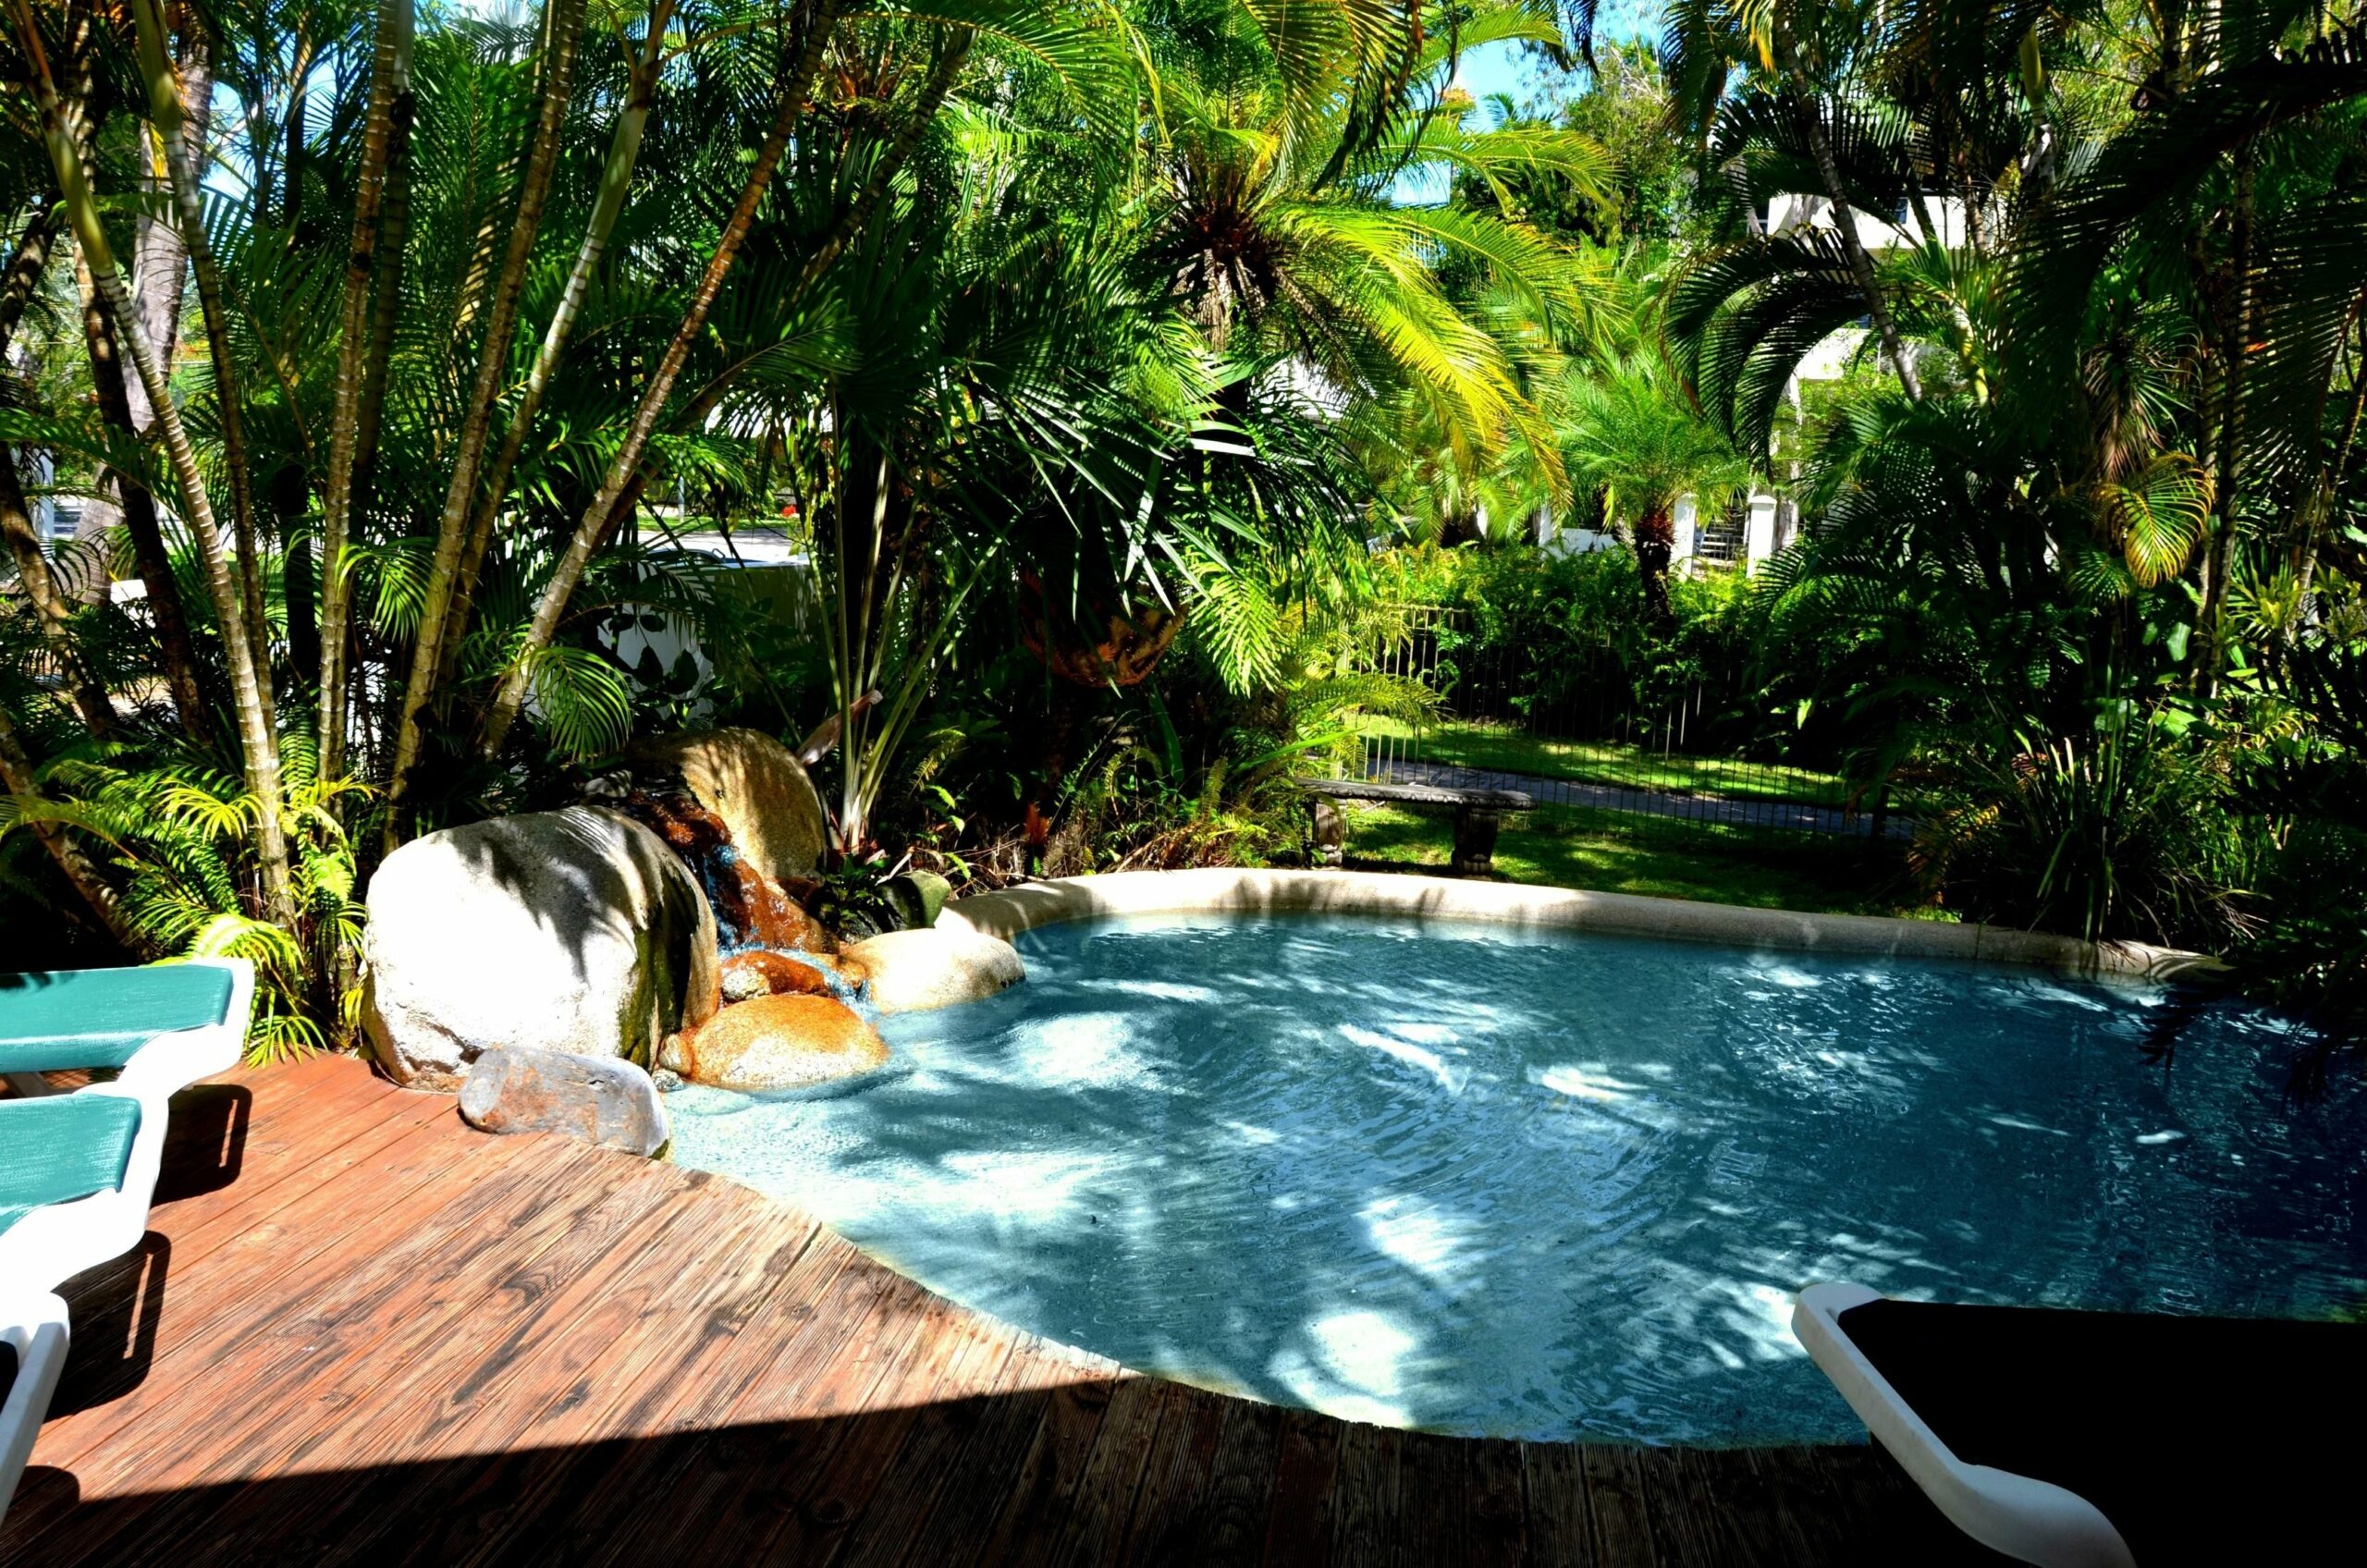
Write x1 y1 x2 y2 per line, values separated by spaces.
1578 1444 1661 1567
184 1155 745 1568
1107 1382 1228 1568
1464 1438 1527 1568
1325 1422 1404 1568
1258 1406 1343 1568
1520 1441 1598 1567
1033 1372 1173 1568
5 1056 1987 1568
1184 1397 1283 1568
40 1138 635 1568
962 1374 1122 1568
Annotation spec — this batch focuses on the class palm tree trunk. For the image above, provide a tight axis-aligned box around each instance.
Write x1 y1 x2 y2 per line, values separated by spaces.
437 0 672 692
0 196 101 726
383 0 588 827
23 0 300 927
1772 8 1922 403
121 26 205 441
477 0 847 762
320 0 415 783
72 249 209 738
1634 502 1675 626
2295 304 2367 614
0 457 113 737
2197 139 2258 691
0 699 154 956
131 0 272 678
0 197 55 344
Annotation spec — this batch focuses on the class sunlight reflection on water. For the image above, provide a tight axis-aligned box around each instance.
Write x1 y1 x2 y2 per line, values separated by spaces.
668 912 2367 1444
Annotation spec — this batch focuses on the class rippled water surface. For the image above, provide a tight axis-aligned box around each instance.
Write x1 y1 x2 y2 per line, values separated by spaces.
668 913 2367 1443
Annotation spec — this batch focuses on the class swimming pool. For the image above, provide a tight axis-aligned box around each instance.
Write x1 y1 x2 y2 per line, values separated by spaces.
667 909 2367 1444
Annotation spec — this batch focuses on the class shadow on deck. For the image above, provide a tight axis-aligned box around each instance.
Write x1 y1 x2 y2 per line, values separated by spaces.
4 1056 2004 1566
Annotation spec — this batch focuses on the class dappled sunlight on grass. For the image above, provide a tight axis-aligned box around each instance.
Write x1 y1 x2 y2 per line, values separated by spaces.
1342 800 1926 917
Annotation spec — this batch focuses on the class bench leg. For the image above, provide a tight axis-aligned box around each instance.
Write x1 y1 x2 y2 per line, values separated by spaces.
1452 808 1501 876
1310 799 1346 868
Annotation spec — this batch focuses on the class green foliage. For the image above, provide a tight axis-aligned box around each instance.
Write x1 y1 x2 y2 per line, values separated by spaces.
0 729 367 1063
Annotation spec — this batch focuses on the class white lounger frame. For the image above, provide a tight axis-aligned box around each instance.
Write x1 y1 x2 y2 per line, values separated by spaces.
0 958 254 1294
1793 1283 2137 1568
0 1291 69 1521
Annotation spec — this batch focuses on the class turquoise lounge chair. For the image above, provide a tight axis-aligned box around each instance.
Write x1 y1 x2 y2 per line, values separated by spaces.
0 960 252 1523
0 960 251 1290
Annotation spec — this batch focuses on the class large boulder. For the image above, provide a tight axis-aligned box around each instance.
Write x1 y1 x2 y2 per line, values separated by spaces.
843 926 1025 1015
362 807 720 1089
459 1046 668 1158
658 994 889 1091
628 727 828 885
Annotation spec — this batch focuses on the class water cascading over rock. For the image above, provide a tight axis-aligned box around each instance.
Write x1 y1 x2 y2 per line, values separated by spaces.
609 730 890 1092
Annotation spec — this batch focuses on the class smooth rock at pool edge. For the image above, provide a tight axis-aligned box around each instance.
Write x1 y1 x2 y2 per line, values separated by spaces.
718 949 851 1002
362 807 719 1089
460 1047 668 1157
628 728 829 885
843 926 1025 1014
659 994 889 1091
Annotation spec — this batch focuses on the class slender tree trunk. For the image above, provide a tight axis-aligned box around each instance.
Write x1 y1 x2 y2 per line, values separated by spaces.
1634 502 1675 627
1772 10 1922 402
320 0 414 782
2296 308 2367 614
0 700 155 955
0 455 113 736
132 0 271 676
632 26 967 557
73 249 209 736
0 198 55 344
478 0 847 761
383 0 588 828
437 0 670 692
2198 140 2257 690
24 0 299 926
0 200 90 705
122 30 205 439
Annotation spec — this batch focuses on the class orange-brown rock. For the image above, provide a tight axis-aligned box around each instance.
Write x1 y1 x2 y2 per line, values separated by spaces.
718 949 847 1001
658 994 889 1092
725 861 833 954
628 728 829 883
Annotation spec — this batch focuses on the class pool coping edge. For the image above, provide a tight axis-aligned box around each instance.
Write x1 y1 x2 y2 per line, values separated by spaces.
942 870 2222 985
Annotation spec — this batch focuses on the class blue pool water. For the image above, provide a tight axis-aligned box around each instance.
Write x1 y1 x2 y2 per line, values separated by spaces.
667 913 2367 1444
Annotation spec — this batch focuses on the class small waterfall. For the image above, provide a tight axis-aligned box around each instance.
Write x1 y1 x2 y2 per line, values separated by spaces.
607 783 877 1023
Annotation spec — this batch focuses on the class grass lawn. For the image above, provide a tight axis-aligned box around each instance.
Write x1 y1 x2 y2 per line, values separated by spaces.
1358 717 1856 808
1340 801 1937 920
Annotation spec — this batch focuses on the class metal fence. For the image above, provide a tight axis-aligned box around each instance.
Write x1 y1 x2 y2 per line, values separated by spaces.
1355 605 1908 841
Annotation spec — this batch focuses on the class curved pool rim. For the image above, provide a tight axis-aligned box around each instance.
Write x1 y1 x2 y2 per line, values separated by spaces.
939 868 2219 984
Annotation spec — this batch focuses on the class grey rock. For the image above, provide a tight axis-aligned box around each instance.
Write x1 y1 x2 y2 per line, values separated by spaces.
460 1046 668 1158
362 806 721 1089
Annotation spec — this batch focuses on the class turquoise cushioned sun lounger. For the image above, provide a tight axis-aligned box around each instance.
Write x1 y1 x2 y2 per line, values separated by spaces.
0 1095 145 1238
0 965 238 1075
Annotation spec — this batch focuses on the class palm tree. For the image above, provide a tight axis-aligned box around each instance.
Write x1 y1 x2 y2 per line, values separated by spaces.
1559 345 1750 622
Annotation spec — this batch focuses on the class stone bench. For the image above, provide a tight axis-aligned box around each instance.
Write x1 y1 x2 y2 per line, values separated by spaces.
1295 777 1534 876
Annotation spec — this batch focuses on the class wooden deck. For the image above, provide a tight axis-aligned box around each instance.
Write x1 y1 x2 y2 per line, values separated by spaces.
4 1056 2004 1566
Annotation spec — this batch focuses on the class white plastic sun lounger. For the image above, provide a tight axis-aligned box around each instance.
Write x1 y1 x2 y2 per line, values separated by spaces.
0 1290 69 1521
0 960 252 1292
1795 1280 2366 1567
